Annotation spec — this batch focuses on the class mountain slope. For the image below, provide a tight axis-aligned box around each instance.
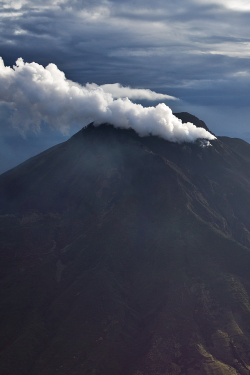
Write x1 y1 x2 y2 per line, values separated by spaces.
218 136 250 163
1 116 250 375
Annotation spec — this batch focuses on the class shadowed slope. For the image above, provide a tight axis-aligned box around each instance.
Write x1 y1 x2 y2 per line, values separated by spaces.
219 136 250 163
1 118 250 374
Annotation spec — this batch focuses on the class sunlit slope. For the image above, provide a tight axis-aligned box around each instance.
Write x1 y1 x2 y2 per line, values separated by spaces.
1 119 250 374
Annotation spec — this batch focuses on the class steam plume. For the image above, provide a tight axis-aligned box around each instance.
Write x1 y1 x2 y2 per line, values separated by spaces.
0 58 216 143
85 82 177 101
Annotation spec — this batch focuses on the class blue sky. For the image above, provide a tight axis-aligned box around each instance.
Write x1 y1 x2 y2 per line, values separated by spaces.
0 0 250 173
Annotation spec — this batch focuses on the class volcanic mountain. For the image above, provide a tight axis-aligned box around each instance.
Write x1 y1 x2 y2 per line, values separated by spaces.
1 113 250 375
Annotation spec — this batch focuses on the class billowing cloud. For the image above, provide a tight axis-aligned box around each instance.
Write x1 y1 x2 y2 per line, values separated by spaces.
0 57 215 143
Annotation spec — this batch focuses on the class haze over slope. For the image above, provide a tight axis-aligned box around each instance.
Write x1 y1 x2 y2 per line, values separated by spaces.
1 114 250 375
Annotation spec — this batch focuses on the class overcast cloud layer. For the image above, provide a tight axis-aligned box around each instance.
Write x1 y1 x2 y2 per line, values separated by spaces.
1 0 250 90
0 0 250 170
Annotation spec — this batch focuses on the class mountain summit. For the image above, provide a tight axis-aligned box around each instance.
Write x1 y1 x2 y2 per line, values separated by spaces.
1 114 250 375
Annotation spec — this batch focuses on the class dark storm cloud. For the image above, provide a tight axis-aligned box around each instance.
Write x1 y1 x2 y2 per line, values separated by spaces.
1 0 250 86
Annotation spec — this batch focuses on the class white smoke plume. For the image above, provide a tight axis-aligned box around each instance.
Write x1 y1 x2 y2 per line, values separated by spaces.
85 82 177 101
0 57 216 143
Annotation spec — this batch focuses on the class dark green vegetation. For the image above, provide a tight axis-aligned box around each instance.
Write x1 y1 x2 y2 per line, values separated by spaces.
1 113 250 374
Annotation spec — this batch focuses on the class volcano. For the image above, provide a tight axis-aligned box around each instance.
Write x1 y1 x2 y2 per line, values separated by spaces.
1 113 250 375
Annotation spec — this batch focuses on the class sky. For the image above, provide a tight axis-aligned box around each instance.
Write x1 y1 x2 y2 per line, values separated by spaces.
0 0 250 173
